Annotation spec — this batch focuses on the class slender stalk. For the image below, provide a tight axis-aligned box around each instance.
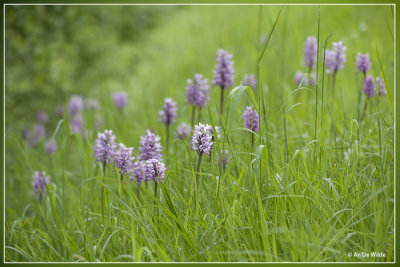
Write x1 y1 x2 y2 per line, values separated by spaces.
136 184 141 201
154 181 158 216
196 153 203 189
332 71 337 95
220 87 224 114
154 181 158 204
101 162 106 225
166 123 170 156
198 107 202 123
191 106 196 127
360 99 368 122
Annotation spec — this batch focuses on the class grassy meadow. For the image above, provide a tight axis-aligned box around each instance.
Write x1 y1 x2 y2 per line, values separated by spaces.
4 5 395 262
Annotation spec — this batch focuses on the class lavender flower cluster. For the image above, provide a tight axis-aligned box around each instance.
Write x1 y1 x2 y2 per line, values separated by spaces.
304 36 318 70
191 123 214 155
22 109 49 148
186 74 210 107
176 123 191 140
159 98 177 125
294 35 318 87
25 36 391 205
213 49 235 90
94 128 166 183
32 171 51 199
217 150 231 169
353 51 386 98
325 41 347 75
23 94 108 157
133 130 165 183
241 74 257 90
243 106 259 133
138 130 163 161
355 53 371 74
95 129 117 165
112 92 128 110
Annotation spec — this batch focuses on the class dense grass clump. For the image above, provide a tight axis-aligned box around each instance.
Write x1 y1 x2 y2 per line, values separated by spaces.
5 5 394 262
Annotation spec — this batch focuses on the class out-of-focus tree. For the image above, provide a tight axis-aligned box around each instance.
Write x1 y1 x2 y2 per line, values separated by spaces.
5 5 176 126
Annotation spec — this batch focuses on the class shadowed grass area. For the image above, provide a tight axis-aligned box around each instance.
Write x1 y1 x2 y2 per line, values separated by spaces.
5 5 394 262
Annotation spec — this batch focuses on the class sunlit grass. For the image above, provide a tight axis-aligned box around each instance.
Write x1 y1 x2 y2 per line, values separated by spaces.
5 5 394 262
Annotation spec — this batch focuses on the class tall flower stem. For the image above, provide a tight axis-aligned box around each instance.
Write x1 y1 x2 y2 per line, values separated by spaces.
101 162 106 225
166 123 170 156
191 106 196 127
360 99 368 122
154 181 158 206
196 153 203 189
332 71 337 96
220 87 224 114
136 185 141 201
198 107 202 124
153 181 158 217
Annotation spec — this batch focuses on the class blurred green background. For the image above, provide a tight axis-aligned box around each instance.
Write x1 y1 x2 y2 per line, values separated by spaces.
5 5 394 133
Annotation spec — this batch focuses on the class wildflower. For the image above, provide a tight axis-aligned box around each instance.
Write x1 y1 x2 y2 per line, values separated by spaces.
191 123 213 188
376 77 386 96
213 49 235 89
176 123 191 140
159 98 177 125
144 159 166 182
213 49 235 113
56 104 65 117
32 171 50 199
209 126 221 142
275 173 284 191
243 106 259 133
30 123 46 147
355 52 371 74
363 75 376 98
114 143 134 179
294 71 316 86
68 95 84 115
295 71 303 85
325 50 336 74
86 98 100 111
112 92 127 110
138 129 163 161
191 123 214 155
95 129 117 166
71 114 84 136
44 139 57 155
325 41 347 75
304 36 318 70
217 150 231 169
186 74 210 107
36 111 48 124
132 160 146 184
241 74 257 90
